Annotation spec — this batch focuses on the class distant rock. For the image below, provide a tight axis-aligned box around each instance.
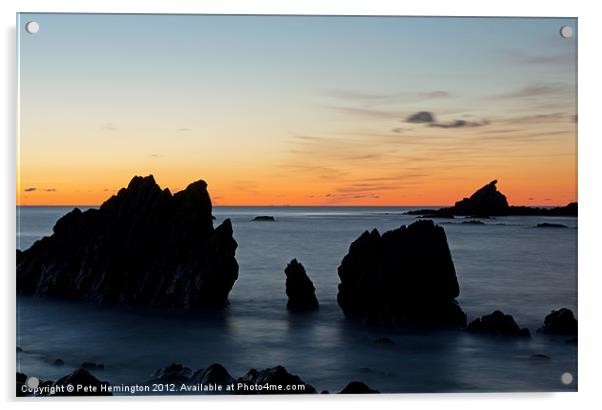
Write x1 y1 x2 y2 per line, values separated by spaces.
406 181 577 217
190 363 234 385
253 216 275 221
236 366 316 394
535 223 568 228
538 308 578 335
337 220 466 328
339 381 379 394
80 362 104 371
16 346 23 353
530 354 551 360
462 220 484 225
17 175 239 309
374 337 395 345
52 358 65 366
285 259 319 312
466 310 530 337
148 363 192 384
51 369 111 396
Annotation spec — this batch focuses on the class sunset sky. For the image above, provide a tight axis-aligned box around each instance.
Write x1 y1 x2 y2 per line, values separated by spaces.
17 14 577 206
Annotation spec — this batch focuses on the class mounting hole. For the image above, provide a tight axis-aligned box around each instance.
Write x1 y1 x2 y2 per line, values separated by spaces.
561 372 574 385
26 376 40 389
25 21 40 34
560 25 573 39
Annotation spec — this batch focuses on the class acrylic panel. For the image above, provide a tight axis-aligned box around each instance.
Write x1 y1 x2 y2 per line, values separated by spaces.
16 13 577 396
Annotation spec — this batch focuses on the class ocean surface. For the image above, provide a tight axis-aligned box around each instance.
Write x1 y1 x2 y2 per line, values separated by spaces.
16 206 578 393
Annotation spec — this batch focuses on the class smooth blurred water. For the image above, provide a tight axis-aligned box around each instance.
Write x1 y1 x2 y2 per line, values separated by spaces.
16 206 577 393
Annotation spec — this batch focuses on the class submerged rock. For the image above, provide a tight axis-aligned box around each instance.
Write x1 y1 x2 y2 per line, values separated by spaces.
16 175 239 309
538 308 578 335
236 366 316 394
285 259 319 312
253 216 275 221
339 381 379 394
52 358 65 367
51 369 111 396
337 220 466 328
466 310 530 337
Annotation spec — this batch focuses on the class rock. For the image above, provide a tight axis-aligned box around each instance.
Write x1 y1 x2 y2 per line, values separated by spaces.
450 180 509 216
285 259 319 312
321 390 330 394
51 369 111 396
253 216 275 221
16 346 23 353
53 358 65 366
80 362 104 371
462 220 484 225
339 381 379 394
190 363 234 385
530 354 551 360
374 337 395 345
535 223 568 228
466 310 530 337
337 220 466 328
538 308 577 335
16 175 239 309
149 363 192 383
236 366 316 394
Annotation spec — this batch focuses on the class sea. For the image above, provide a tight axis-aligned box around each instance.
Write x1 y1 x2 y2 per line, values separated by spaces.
16 206 578 393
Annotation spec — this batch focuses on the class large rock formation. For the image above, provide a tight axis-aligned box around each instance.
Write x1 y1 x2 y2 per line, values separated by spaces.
17 175 239 309
337 220 466 328
285 259 319 312
538 308 578 335
467 310 530 337
451 180 509 216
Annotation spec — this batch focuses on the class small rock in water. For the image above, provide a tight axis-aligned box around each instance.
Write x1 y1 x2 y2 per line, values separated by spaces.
462 220 484 225
538 308 577 335
253 215 275 221
530 354 551 360
53 358 65 366
535 223 568 228
374 337 395 345
467 310 530 337
16 346 23 353
339 381 379 394
285 259 319 312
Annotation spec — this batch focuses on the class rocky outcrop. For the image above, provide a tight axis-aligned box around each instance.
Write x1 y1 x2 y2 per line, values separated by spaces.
339 381 379 394
190 363 234 385
236 365 316 394
337 220 466 328
535 223 568 228
16 175 239 309
466 311 530 337
285 259 319 312
148 363 192 384
51 369 112 396
538 308 578 335
406 180 577 217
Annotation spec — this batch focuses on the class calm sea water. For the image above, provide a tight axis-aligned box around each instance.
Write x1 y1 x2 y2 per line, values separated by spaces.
16 206 578 393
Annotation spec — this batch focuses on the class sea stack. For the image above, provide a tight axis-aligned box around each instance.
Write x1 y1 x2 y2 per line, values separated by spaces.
16 175 239 309
337 220 466 328
450 179 509 216
285 259 319 312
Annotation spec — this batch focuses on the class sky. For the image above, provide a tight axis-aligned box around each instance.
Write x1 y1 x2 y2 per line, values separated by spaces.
17 14 577 206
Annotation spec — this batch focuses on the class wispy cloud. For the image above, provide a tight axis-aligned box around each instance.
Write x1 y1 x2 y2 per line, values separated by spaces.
44 188 56 192
491 83 571 99
429 119 489 128
101 123 117 131
24 187 36 192
406 111 435 123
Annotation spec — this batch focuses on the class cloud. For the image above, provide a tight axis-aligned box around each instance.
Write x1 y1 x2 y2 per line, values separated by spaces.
101 123 117 131
506 50 574 66
24 187 36 192
406 111 435 123
429 119 489 128
150 154 163 158
178 128 190 132
44 188 56 192
492 84 570 99
325 89 452 103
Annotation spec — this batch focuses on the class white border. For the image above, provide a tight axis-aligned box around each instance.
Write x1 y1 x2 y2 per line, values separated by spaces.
2 1 601 409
